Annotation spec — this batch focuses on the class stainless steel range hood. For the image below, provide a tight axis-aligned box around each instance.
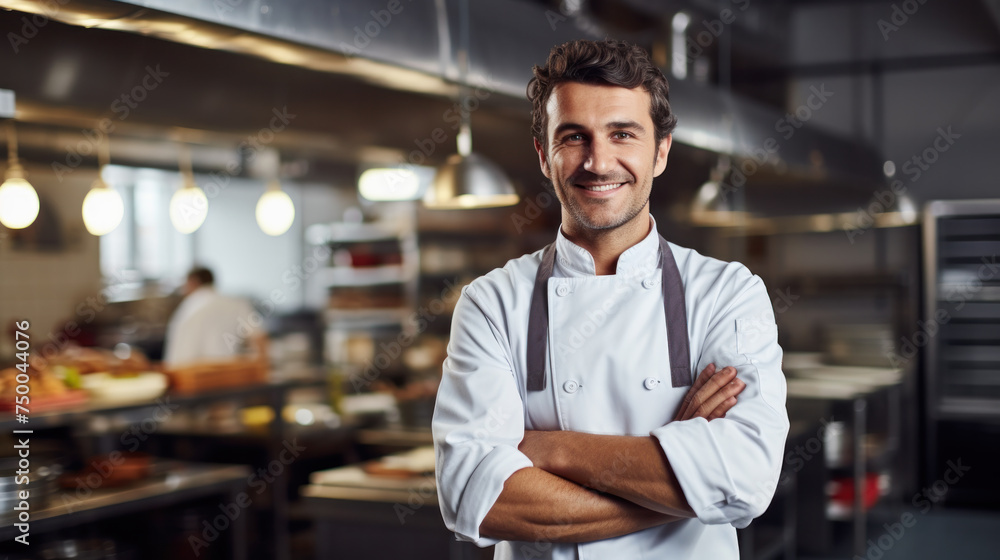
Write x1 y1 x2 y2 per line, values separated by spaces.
0 0 885 194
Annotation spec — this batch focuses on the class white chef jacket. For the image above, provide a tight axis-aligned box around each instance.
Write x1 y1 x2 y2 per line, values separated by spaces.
432 216 789 559
163 286 262 368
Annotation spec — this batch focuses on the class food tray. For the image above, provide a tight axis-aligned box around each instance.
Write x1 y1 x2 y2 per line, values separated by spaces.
163 360 269 393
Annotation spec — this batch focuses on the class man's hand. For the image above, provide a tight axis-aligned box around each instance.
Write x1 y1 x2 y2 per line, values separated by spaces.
521 363 744 469
673 363 745 422
519 430 556 471
518 431 696 517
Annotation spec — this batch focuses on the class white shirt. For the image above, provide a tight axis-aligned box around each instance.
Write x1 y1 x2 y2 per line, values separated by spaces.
432 217 789 559
163 286 263 368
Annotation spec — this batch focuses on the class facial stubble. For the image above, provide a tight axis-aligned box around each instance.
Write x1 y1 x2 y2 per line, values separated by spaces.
550 150 658 233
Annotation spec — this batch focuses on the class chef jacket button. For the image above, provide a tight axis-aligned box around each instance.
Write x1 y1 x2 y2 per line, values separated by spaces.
642 277 659 289
555 284 570 297
563 380 579 393
643 377 660 390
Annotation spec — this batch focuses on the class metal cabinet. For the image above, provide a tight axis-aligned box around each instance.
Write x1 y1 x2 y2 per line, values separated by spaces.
922 200 1000 505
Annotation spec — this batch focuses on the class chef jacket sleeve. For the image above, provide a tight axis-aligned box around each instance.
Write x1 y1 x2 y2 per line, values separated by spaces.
650 271 789 528
432 285 534 547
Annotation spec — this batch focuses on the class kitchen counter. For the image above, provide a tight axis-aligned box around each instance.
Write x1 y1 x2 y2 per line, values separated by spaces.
0 461 250 559
301 446 489 560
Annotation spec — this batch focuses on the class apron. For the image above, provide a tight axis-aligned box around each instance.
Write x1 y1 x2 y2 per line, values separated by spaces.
509 233 703 558
526 234 693 392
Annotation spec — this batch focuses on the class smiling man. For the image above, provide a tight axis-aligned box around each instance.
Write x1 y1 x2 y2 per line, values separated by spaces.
432 40 789 559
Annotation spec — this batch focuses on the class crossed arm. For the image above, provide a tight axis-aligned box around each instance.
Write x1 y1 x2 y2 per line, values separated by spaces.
479 363 746 542
478 467 673 543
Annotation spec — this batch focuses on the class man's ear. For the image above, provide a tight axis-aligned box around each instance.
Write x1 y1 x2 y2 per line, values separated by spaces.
534 138 550 178
653 134 672 177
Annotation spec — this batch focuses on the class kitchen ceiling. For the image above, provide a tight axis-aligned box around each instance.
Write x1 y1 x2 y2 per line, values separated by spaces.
3 0 994 217
0 9 533 176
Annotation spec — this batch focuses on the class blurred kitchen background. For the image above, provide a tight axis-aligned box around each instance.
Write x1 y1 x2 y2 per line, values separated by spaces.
0 0 998 558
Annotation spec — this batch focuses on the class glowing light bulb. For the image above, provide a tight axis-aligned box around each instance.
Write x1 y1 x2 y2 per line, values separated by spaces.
82 179 124 236
169 180 208 234
0 175 40 229
1 126 40 229
255 184 295 236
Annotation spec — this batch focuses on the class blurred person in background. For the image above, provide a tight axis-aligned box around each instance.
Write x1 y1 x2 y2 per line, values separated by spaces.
163 266 268 368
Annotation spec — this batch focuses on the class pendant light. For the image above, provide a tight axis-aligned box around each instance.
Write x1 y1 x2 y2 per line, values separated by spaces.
256 178 295 236
690 156 749 226
0 123 40 229
424 0 518 209
358 167 422 201
169 144 208 234
81 136 124 236
687 20 751 230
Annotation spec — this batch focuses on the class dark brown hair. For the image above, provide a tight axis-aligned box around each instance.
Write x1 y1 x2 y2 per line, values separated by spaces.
187 266 215 286
527 39 677 150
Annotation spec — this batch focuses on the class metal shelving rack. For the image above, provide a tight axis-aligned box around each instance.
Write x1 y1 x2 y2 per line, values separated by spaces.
770 261 919 559
308 218 420 390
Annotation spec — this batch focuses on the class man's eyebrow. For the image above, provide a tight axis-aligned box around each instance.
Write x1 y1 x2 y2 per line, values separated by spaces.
552 120 648 137
606 120 646 133
553 122 586 137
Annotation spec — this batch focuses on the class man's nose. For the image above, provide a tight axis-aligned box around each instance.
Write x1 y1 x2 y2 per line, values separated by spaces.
583 138 614 176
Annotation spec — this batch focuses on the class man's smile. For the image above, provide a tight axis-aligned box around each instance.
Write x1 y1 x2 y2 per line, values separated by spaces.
576 182 626 192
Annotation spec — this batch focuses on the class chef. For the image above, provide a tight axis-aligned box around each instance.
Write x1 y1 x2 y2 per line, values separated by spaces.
432 39 789 559
163 266 268 368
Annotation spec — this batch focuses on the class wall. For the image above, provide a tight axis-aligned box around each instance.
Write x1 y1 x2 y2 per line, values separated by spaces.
192 175 356 312
0 164 103 351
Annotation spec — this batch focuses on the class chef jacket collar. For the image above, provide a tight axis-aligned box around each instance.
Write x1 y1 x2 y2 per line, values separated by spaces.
555 214 661 278
188 285 215 298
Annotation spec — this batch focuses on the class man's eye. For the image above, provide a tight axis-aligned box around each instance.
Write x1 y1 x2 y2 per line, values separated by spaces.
565 134 584 142
613 132 632 140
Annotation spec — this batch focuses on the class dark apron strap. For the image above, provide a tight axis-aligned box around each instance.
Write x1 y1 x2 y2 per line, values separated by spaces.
659 235 692 388
525 235 692 392
526 243 557 391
